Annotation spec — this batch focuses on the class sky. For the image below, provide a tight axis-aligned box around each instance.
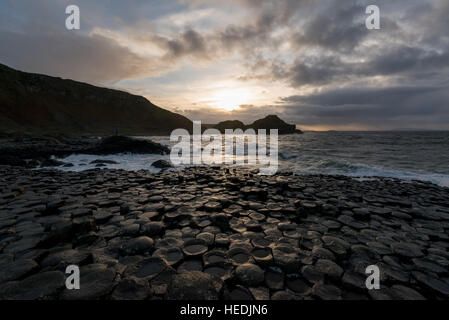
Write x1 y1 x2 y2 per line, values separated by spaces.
0 0 448 130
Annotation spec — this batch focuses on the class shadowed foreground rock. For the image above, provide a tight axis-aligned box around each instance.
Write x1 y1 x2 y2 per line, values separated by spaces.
0 166 448 300
0 135 169 168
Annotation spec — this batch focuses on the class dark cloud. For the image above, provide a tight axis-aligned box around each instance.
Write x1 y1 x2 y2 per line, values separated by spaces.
0 29 164 84
1 0 449 129
279 85 449 129
292 3 367 53
154 29 210 60
181 84 449 130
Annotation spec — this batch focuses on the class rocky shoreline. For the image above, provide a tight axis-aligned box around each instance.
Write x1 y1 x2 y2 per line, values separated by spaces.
0 134 169 168
0 165 448 300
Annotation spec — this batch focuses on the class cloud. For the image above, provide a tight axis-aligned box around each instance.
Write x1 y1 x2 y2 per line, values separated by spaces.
0 29 169 84
1 0 449 129
278 85 449 129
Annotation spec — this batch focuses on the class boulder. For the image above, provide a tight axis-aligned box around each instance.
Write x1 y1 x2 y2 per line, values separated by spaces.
86 136 169 155
151 159 173 169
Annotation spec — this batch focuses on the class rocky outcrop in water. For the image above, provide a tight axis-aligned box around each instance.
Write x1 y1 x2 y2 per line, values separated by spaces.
209 115 302 135
0 134 169 168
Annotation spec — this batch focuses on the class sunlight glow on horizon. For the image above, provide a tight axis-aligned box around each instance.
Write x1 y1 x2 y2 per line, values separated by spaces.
207 88 254 111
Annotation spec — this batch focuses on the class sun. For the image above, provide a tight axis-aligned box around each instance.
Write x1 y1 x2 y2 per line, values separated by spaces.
210 88 252 111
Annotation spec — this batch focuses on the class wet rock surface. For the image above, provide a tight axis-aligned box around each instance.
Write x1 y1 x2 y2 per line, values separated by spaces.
0 165 448 300
0 135 169 168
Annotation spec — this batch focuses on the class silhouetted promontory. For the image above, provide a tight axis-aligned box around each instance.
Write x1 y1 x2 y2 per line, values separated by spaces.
0 63 192 135
208 115 302 134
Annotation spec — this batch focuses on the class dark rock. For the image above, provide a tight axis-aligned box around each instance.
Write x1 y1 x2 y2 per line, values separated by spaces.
153 247 184 266
182 239 208 257
0 271 65 300
235 263 264 286
312 283 342 300
90 159 119 165
286 277 311 295
249 287 270 300
40 158 66 167
391 242 424 258
271 290 299 300
40 249 93 269
228 286 253 300
121 236 154 256
111 278 152 300
141 222 164 236
314 259 343 279
150 159 173 169
61 265 116 300
412 271 449 296
0 155 27 166
390 285 426 300
86 136 169 155
125 257 168 280
166 271 223 300
177 260 203 273
264 269 284 290
0 259 39 283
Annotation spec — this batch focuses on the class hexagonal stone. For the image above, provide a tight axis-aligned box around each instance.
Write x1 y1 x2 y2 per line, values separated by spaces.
391 242 424 258
40 249 93 269
390 285 426 300
204 261 233 281
265 268 284 290
203 250 227 266
196 232 215 245
412 258 447 274
271 290 299 300
0 259 38 283
314 259 343 279
286 277 311 295
227 247 253 265
412 271 449 296
153 247 184 266
311 246 336 261
166 271 223 300
235 263 264 286
251 247 273 265
301 265 324 284
229 286 253 300
312 283 342 300
249 286 269 300
61 266 116 300
141 222 164 236
125 257 168 280
204 201 222 212
121 236 154 256
342 271 366 291
182 239 208 257
120 223 140 236
111 278 152 300
177 260 203 273
0 271 65 300
321 236 350 257
272 245 301 273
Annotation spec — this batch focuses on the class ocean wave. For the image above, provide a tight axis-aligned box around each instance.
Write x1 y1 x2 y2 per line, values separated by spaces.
284 159 449 187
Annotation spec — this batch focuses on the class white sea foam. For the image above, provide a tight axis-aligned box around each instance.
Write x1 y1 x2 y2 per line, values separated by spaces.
39 132 449 188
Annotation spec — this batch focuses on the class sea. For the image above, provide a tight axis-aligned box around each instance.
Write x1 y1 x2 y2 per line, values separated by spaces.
52 131 449 187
